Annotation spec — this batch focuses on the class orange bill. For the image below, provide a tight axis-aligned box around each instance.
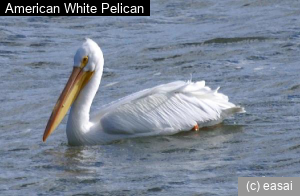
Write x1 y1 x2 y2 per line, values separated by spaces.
43 67 94 142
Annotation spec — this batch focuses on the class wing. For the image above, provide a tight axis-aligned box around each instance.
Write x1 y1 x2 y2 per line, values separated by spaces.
91 81 244 137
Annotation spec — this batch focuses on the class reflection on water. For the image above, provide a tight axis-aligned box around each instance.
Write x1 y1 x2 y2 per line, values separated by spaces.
1 0 300 195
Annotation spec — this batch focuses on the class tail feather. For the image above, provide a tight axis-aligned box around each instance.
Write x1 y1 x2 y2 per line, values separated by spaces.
221 106 245 118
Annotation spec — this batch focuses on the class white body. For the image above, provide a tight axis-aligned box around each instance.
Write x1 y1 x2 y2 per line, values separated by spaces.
64 39 244 145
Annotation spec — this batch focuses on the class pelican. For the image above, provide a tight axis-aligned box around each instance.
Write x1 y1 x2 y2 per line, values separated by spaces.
43 38 245 146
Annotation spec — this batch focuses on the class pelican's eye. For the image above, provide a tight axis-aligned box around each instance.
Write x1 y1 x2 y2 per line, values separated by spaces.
80 56 89 68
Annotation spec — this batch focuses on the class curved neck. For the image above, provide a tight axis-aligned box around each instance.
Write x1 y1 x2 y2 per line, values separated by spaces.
66 66 103 144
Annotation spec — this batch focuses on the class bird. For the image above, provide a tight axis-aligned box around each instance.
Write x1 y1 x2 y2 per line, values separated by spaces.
43 38 245 146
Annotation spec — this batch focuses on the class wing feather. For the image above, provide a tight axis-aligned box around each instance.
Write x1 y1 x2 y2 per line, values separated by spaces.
91 81 244 137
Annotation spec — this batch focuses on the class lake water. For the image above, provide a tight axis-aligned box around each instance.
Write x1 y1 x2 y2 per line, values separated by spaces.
1 0 300 195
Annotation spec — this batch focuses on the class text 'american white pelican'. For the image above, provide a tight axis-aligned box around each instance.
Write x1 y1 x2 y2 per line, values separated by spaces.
43 39 245 146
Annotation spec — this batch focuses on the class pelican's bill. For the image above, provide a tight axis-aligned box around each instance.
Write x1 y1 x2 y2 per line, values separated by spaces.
43 67 94 142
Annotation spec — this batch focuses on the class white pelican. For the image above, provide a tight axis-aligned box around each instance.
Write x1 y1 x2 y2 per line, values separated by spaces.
43 38 245 146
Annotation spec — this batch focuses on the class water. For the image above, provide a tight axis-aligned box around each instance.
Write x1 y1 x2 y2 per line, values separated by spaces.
1 1 300 195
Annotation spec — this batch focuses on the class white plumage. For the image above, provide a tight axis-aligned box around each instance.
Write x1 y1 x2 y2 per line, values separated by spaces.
44 39 244 146
93 80 243 135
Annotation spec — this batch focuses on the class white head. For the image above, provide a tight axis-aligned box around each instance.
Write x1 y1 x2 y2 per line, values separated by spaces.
74 38 104 72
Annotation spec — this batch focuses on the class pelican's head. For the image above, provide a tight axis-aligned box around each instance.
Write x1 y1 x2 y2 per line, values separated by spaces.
43 39 103 142
74 38 104 72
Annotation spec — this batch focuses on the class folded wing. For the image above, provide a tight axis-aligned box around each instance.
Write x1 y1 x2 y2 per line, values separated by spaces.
91 81 244 137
